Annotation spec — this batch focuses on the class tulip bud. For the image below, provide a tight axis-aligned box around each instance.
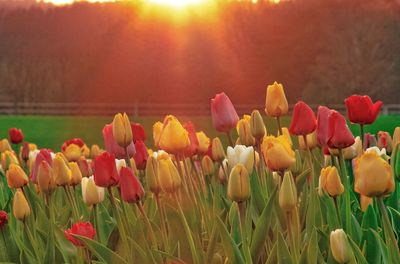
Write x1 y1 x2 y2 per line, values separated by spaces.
63 144 82 162
289 101 317 136
378 131 393 154
82 144 90 158
279 171 297 211
131 123 146 142
120 167 145 203
0 211 8 229
250 110 266 141
0 139 12 153
69 162 82 186
290 150 302 175
218 164 227 184
13 189 30 221
227 164 250 203
90 144 103 159
265 81 288 117
77 157 91 178
272 172 280 186
37 160 54 194
1 151 19 171
20 142 30 163
201 155 214 177
145 156 161 194
364 133 377 149
211 92 239 133
298 131 318 150
211 137 225 162
360 195 373 212
330 229 353 264
393 127 400 147
6 164 28 189
237 115 255 146
9 128 24 144
158 158 181 193
392 144 400 180
53 154 72 186
196 131 210 155
112 113 133 148
318 166 344 197
81 176 104 206
152 121 163 148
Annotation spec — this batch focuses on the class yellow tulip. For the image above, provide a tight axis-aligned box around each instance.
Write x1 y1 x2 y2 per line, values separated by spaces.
6 164 28 189
318 166 344 197
81 176 104 206
265 81 288 117
82 144 90 158
1 150 19 171
112 112 133 148
90 144 103 159
196 131 210 154
158 157 181 193
69 162 82 186
53 154 72 186
158 115 190 154
211 137 225 162
0 139 12 153
201 155 214 176
145 156 161 194
262 135 295 172
63 143 82 162
250 110 266 141
236 115 255 146
393 127 400 147
281 127 293 145
354 152 394 197
227 164 250 202
153 121 163 148
13 189 31 221
279 171 297 211
298 131 318 150
330 229 353 264
37 160 54 194
360 195 373 212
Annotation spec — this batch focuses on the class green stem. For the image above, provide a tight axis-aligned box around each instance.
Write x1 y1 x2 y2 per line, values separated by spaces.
124 147 132 169
333 197 342 227
136 201 157 249
338 149 352 235
360 124 365 152
286 211 298 263
377 196 400 257
155 194 168 250
276 116 283 136
24 220 41 262
226 131 234 147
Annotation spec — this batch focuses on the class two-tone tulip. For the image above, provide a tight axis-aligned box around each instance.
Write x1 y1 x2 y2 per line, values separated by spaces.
318 166 344 197
262 135 295 172
62 138 85 162
69 162 82 186
81 176 104 206
6 164 28 189
265 81 288 117
227 164 250 203
196 131 210 155
183 122 199 157
37 160 55 194
53 153 72 186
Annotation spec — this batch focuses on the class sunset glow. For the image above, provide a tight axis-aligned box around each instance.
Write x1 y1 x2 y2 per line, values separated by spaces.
40 0 116 5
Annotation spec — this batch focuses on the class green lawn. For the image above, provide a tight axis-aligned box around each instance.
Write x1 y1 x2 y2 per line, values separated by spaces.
0 114 398 151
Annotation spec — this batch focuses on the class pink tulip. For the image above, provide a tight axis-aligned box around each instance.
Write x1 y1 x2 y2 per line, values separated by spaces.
211 93 239 133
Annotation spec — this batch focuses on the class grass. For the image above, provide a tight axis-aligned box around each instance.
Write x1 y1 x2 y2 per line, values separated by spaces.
0 114 398 151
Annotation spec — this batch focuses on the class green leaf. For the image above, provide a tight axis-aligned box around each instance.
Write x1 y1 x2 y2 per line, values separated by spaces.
347 235 368 264
216 216 245 264
307 228 318 264
277 232 293 264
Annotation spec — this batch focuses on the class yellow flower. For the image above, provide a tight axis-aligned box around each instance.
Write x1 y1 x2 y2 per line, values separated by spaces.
250 110 266 141
81 176 104 206
236 115 255 146
13 189 31 221
82 144 90 158
298 131 318 150
63 144 82 162
6 164 28 189
37 161 54 194
153 121 163 148
393 127 400 147
262 135 295 172
158 115 190 154
201 155 214 176
330 229 353 264
196 131 210 154
112 112 133 148
145 156 161 194
1 150 19 171
318 166 344 197
281 127 293 145
279 171 297 211
211 137 225 162
53 154 72 186
90 144 103 159
69 162 82 186
158 157 181 193
227 164 250 202
354 152 394 197
0 139 12 153
265 81 288 117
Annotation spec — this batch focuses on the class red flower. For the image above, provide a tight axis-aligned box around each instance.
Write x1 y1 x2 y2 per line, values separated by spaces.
316 106 333 147
93 152 119 187
289 101 317 136
0 211 8 229
378 131 392 153
9 128 24 144
64 222 96 247
327 111 355 149
344 95 382 125
21 142 30 162
183 122 199 157
211 93 239 133
31 149 53 183
134 141 149 170
364 133 377 149
119 167 144 203
102 123 135 159
131 123 146 142
77 157 92 178
61 138 85 151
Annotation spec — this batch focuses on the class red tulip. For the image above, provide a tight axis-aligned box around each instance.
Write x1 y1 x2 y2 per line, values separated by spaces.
21 142 30 162
119 167 144 203
0 211 8 229
364 133 377 149
64 222 96 247
183 122 199 157
102 123 135 159
134 141 149 170
31 149 53 183
9 128 24 144
93 152 119 187
327 111 355 149
344 95 382 125
131 123 146 142
316 106 333 147
289 101 317 136
77 157 92 178
211 93 239 133
377 131 392 153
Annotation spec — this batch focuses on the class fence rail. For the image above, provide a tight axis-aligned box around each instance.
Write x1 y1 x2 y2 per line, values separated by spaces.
0 102 399 116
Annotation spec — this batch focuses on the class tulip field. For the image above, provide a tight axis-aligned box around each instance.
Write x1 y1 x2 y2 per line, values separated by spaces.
1 82 400 264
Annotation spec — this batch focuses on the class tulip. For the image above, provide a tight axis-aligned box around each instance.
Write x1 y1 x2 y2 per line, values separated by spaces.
344 95 381 125
211 137 225 162
20 142 30 162
152 121 163 148
1 150 19 171
316 106 333 147
131 122 146 142
211 92 239 133
363 133 377 149
6 164 28 189
13 189 30 221
262 135 295 172
265 81 288 117
281 127 293 145
392 144 400 180
90 144 103 159
93 152 119 187
64 222 96 247
327 111 355 149
298 131 318 150
0 139 12 153
0 211 8 229
289 101 317 136
360 195 373 212
318 166 344 197
330 229 353 264
53 154 72 186
132 140 148 171
37 160 54 194
227 164 250 203
61 138 85 162
279 171 297 211
9 128 23 144
354 152 394 197
218 162 227 184
183 122 199 157
290 150 302 175
158 115 190 155
69 162 82 186
119 167 145 203
377 131 392 154
227 145 254 174
115 159 127 174
81 176 104 206
393 127 400 147
112 113 133 148
250 110 266 141
103 123 135 159
82 145 90 158
329 136 362 160
365 146 388 159
237 115 255 146
201 155 214 176
77 157 91 178
158 157 181 193
196 131 210 155
145 156 161 194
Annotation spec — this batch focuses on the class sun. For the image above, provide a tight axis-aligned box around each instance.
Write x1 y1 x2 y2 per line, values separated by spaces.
147 0 205 8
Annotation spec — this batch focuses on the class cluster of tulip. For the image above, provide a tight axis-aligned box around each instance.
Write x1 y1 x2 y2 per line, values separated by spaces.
0 82 399 263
